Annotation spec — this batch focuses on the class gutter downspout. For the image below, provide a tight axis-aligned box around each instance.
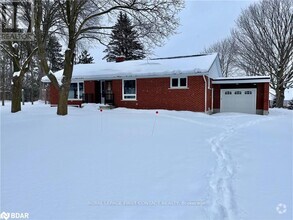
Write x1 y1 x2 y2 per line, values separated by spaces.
208 78 213 114
203 75 213 114
203 75 207 113
211 87 214 113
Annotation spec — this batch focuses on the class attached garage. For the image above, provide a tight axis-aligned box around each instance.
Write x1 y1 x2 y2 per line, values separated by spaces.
212 76 270 115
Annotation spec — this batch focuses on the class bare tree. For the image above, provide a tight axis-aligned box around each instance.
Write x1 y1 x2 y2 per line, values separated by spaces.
0 42 37 112
0 1 38 112
0 47 12 106
34 0 60 99
0 47 6 106
35 0 184 115
232 0 293 107
0 49 4 106
203 36 237 77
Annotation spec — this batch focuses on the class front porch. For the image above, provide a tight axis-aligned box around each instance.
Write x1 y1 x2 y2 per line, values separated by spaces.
47 80 115 107
83 80 114 105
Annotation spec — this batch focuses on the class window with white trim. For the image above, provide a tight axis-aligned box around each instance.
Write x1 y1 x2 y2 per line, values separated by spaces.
171 77 187 88
123 79 136 100
68 82 84 100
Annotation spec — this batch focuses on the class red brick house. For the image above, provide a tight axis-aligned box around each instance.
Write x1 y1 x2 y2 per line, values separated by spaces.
42 53 270 115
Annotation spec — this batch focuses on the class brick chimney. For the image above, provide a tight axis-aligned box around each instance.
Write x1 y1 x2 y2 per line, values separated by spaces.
115 55 125 63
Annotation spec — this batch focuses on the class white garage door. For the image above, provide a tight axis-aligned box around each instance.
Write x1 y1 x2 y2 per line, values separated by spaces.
220 89 257 114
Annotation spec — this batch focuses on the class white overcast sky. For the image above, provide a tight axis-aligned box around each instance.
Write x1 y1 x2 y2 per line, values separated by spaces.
89 0 258 61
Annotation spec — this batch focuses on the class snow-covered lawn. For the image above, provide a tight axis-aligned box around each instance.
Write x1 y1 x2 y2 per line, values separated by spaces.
0 102 292 220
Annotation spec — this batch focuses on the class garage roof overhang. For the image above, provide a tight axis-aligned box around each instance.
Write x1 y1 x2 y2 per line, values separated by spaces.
212 76 270 84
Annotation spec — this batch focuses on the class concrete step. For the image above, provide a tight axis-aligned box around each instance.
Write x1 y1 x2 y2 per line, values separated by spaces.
99 105 115 110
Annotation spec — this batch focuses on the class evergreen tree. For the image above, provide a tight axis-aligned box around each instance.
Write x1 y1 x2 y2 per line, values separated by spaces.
103 12 145 62
47 35 64 72
77 50 94 64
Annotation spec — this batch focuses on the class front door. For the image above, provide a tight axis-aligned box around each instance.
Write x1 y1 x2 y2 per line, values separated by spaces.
100 81 113 104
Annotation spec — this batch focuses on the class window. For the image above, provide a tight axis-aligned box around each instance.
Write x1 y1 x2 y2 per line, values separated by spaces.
170 77 187 88
123 79 136 100
68 82 84 100
235 91 242 95
180 78 187 87
172 78 178 87
245 91 252 95
79 82 84 99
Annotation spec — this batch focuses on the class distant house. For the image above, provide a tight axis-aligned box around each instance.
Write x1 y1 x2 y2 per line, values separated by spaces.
269 88 293 107
41 53 270 115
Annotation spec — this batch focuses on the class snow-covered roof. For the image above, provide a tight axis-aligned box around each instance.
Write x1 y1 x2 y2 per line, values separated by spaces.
41 53 221 82
212 76 270 84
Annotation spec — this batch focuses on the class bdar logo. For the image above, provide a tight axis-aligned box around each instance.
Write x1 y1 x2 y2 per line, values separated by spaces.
0 212 10 220
0 212 29 219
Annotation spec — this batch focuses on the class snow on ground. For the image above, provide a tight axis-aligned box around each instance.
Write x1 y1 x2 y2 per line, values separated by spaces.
0 102 292 220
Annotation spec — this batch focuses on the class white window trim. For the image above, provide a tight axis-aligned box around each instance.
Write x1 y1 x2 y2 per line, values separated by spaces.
68 81 84 100
169 77 188 89
122 79 137 101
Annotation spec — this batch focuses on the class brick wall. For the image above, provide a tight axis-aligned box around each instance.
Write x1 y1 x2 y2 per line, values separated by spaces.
256 83 264 110
49 84 58 105
84 81 96 103
263 82 269 111
112 76 208 112
49 84 82 107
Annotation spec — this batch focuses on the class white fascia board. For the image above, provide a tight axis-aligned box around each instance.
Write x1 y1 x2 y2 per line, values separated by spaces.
42 70 210 83
212 79 270 84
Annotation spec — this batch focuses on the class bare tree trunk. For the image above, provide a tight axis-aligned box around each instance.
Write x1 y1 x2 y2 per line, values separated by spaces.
276 86 285 108
11 76 23 112
56 48 75 115
57 86 69 115
275 68 286 108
